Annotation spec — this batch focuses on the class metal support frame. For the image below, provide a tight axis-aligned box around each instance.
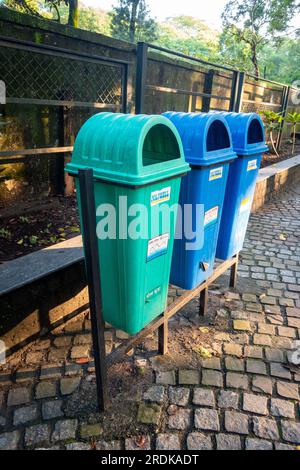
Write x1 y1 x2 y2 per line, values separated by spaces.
135 42 148 114
277 85 290 150
202 69 214 112
232 72 245 113
76 177 239 411
78 169 108 411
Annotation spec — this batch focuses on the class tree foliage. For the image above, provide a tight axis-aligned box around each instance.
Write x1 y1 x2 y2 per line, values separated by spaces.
110 0 157 43
222 0 300 76
2 0 79 26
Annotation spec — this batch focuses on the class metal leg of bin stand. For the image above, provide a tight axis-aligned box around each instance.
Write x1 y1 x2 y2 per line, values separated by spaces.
78 169 108 412
158 313 168 355
229 254 239 289
199 288 208 316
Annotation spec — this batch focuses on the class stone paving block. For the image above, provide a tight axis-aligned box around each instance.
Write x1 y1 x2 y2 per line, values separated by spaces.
270 363 291 379
216 434 241 450
286 307 300 318
60 377 81 396
168 408 191 430
201 357 221 370
217 390 239 409
275 443 296 450
25 424 51 447
26 351 44 364
80 423 102 439
13 405 38 426
265 348 285 363
169 387 190 406
246 303 263 313
40 364 63 380
137 403 161 425
281 421 300 444
7 387 31 407
194 408 220 431
50 420 78 446
287 317 300 328
253 334 272 347
264 305 281 315
15 367 37 383
278 326 296 338
35 382 57 399
225 357 245 372
70 345 90 360
193 388 215 407
252 376 273 395
245 438 273 450
243 393 268 415
156 433 180 450
48 348 69 362
53 336 72 348
202 369 223 387
223 343 243 357
260 296 277 305
96 440 121 451
0 416 6 428
242 293 257 303
73 334 92 345
224 411 249 434
271 399 295 418
178 369 199 385
156 370 176 385
258 323 276 335
186 432 212 450
272 337 294 350
253 417 279 441
277 381 299 400
42 400 64 420
66 442 91 450
246 359 267 375
266 315 283 325
226 372 249 390
144 385 165 404
233 320 252 332
125 436 151 450
0 431 20 450
244 346 263 359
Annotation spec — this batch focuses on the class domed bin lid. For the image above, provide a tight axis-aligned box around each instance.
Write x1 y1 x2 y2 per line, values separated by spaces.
66 112 190 186
213 112 269 156
163 112 237 167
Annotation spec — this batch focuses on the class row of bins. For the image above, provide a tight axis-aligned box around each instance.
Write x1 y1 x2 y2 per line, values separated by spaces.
66 111 268 334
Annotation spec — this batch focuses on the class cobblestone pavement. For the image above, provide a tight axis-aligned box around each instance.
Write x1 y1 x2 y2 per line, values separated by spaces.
0 186 300 450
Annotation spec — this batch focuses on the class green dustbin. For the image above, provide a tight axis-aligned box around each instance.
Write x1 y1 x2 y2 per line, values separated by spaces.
66 112 190 334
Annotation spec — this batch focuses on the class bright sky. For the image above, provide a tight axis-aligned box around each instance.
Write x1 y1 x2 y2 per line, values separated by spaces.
82 0 228 30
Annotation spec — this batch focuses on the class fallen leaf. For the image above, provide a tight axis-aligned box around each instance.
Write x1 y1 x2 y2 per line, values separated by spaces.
279 233 287 241
199 327 210 334
134 436 147 448
75 357 89 364
193 345 212 359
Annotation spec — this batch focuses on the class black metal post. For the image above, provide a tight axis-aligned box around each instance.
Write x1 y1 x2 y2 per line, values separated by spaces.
229 70 239 112
135 42 148 114
158 314 168 355
277 85 290 150
199 288 208 316
121 63 128 114
78 168 108 412
202 69 214 112
233 72 245 113
229 254 239 288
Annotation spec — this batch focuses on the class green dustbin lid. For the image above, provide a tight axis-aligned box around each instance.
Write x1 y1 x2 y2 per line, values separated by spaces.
66 112 190 186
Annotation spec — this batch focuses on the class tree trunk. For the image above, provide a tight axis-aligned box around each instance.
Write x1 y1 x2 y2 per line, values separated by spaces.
68 0 79 28
251 43 260 77
129 0 140 42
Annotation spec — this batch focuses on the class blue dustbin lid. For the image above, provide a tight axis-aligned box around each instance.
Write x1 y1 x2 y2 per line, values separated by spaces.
211 112 269 156
163 112 237 167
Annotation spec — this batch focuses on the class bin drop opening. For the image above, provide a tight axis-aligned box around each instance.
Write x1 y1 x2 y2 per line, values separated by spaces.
247 119 264 144
142 124 181 167
206 120 231 152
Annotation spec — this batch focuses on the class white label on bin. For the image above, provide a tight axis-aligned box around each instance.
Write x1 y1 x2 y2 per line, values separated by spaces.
150 187 171 206
145 286 162 302
209 167 223 181
147 233 169 261
239 197 251 214
204 206 219 227
247 159 258 171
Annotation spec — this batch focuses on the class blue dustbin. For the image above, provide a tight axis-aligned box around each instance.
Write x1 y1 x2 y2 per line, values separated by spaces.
163 112 237 290
216 113 268 260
